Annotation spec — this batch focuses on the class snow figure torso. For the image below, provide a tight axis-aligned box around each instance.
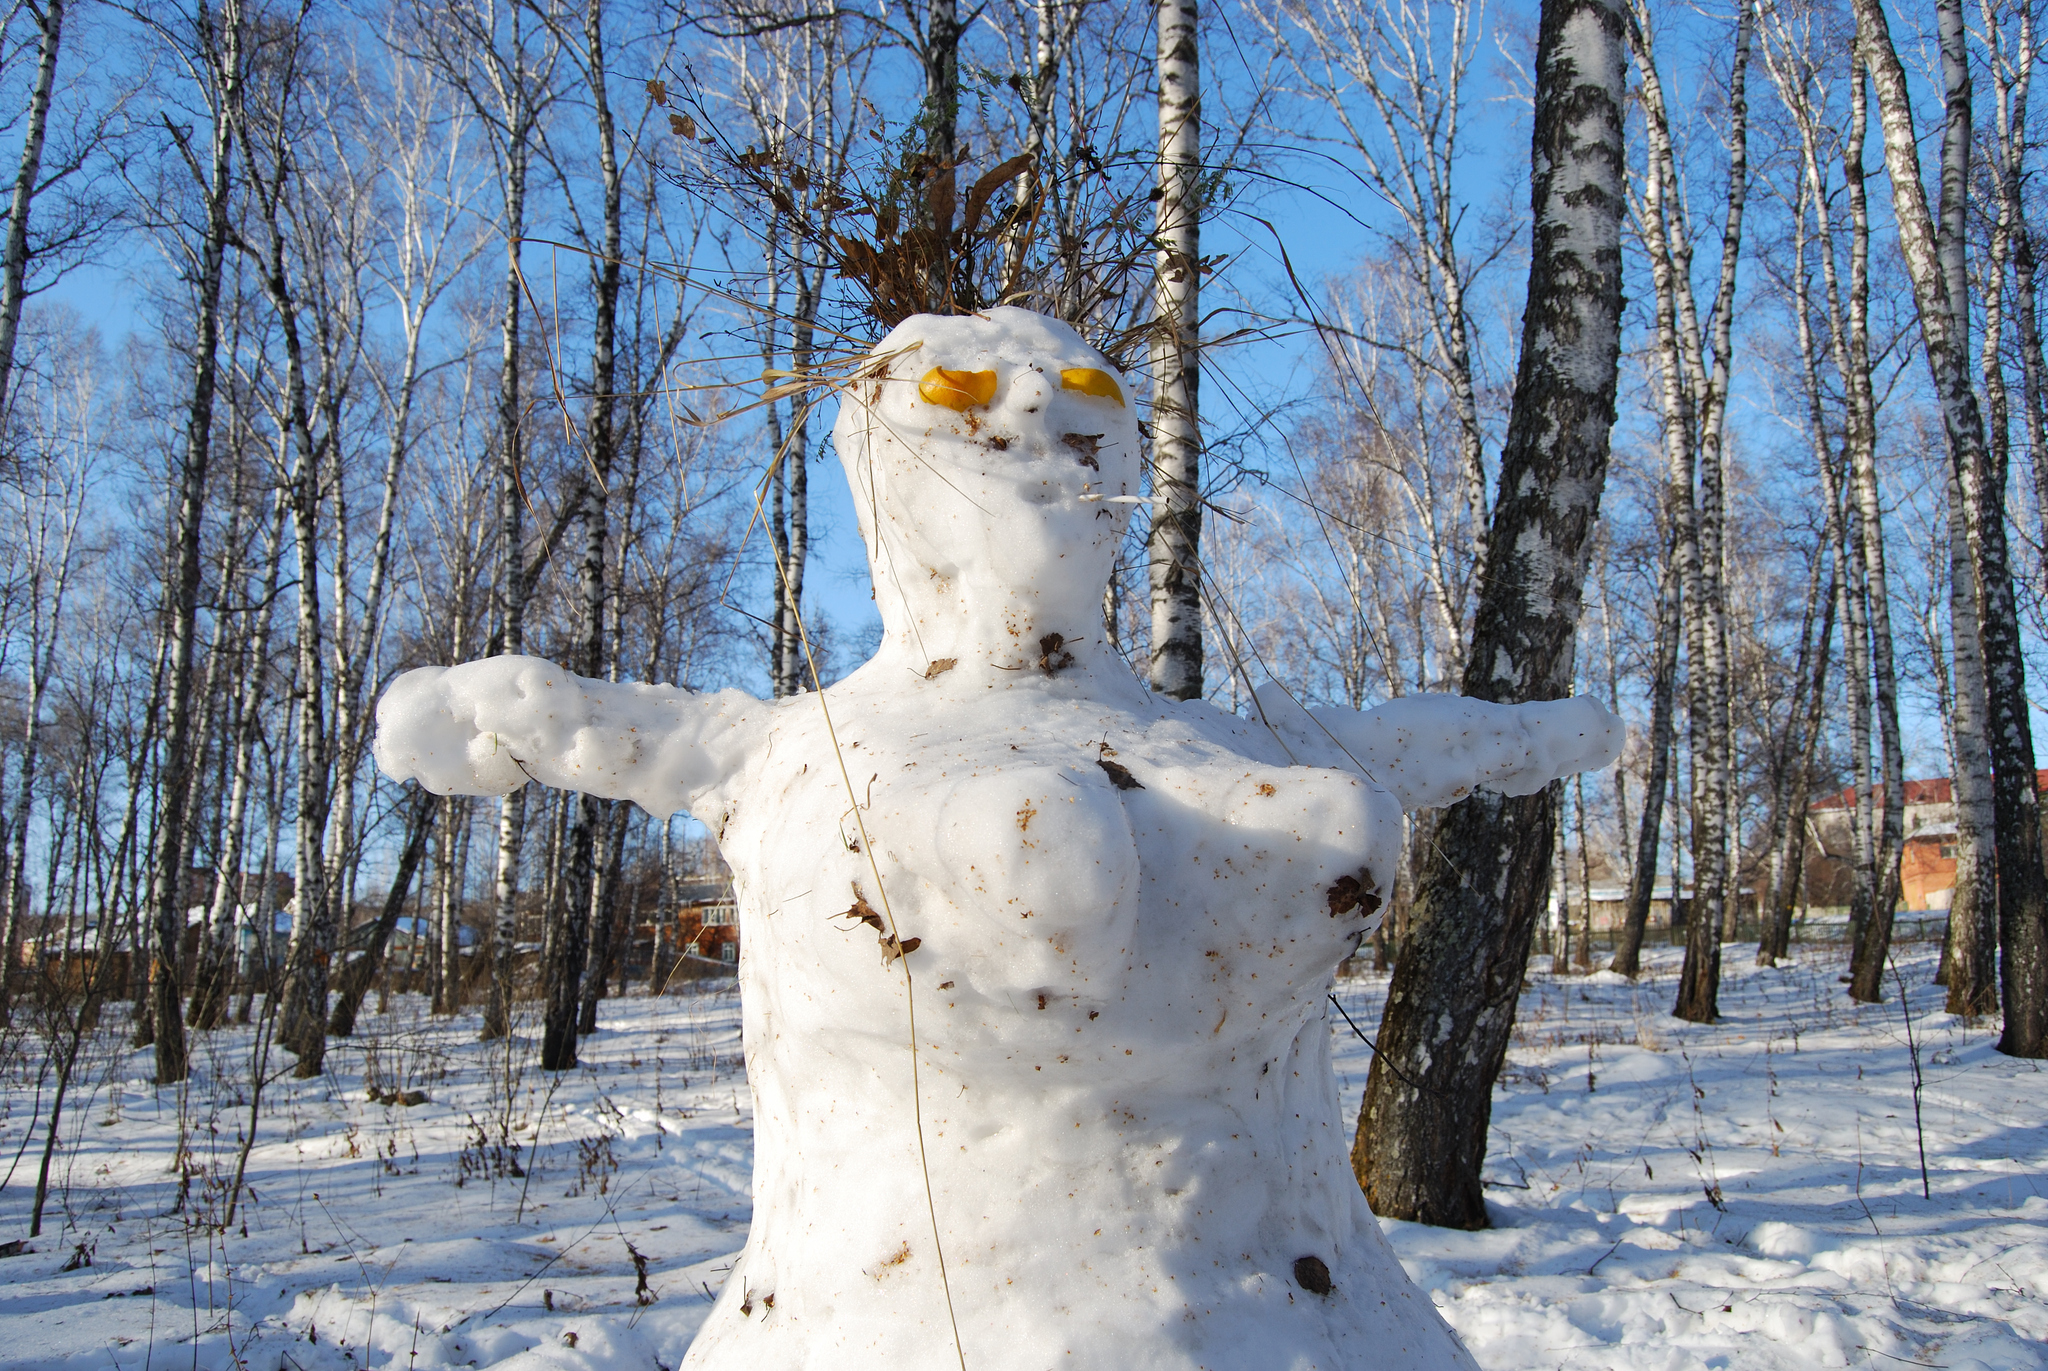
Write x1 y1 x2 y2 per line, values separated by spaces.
374 308 1623 1370
700 682 1420 1369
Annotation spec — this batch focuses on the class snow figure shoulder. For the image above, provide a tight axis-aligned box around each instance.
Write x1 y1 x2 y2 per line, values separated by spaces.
373 307 1621 1371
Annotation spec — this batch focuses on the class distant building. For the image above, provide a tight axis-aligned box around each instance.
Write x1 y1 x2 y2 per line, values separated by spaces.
1582 881 1693 932
676 878 739 964
634 876 739 987
1808 771 2048 911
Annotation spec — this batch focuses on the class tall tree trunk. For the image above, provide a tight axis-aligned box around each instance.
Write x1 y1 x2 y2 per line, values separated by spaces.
762 229 793 695
578 806 628 1034
1848 17 1939 1005
2013 225 2048 575
1824 55 1883 987
1755 541 1826 960
1944 463 1999 1016
0 0 65 421
1575 772 1594 967
484 4 536 1043
1597 565 1632 887
1768 150 1853 971
276 392 331 1075
0 482 80 1018
318 234 428 1034
329 792 435 1038
183 454 253 1028
541 0 623 1071
543 812 595 1067
248 95 340 1076
148 1 243 1084
436 796 472 1014
126 625 169 1031
1352 0 1626 1229
1852 0 2048 1055
1762 551 1835 966
1647 0 1752 1024
1148 0 1202 700
191 497 285 1029
782 273 814 689
1778 39 1883 993
760 243 816 699
1005 0 1069 294
922 0 961 165
1549 798 1570 973
1631 7 1717 1007
1952 0 2034 1019
1612 530 1680 976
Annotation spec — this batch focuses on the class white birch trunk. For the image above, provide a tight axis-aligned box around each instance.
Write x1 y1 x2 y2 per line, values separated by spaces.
1148 0 1202 700
1852 0 2048 1055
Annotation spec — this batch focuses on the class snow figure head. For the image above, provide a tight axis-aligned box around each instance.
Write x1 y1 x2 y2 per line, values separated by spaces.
832 307 1140 676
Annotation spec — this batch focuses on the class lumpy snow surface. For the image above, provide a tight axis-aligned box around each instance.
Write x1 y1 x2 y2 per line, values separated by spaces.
369 309 1624 1369
4 949 2039 1371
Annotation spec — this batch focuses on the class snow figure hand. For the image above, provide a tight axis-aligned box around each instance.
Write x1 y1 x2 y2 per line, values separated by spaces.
372 654 758 813
1254 684 1623 810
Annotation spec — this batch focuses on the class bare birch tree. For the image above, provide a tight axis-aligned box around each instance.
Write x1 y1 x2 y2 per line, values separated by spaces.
1148 0 1201 700
407 0 560 1041
131 0 246 1083
0 0 69 424
1851 0 2048 1055
1254 0 1501 675
1627 0 1754 1022
1352 0 1626 1228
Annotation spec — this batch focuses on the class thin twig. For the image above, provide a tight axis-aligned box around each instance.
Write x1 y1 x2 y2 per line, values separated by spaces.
1888 953 1931 1200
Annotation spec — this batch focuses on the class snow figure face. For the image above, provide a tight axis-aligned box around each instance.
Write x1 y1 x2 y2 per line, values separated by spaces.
832 308 1140 673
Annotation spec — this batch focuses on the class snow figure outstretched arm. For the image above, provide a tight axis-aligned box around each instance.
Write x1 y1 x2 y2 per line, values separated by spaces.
373 655 762 816
1253 682 1622 811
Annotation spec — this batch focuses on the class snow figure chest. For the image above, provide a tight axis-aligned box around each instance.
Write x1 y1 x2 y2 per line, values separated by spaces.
713 698 1397 1067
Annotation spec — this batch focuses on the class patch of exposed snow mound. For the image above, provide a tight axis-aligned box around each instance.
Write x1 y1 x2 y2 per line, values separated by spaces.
374 308 1622 1370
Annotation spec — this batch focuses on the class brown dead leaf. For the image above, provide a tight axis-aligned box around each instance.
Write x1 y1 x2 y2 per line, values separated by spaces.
1097 759 1143 790
1039 632 1075 676
1060 432 1103 471
960 154 1034 235
840 893 885 932
924 657 958 679
1325 869 1383 919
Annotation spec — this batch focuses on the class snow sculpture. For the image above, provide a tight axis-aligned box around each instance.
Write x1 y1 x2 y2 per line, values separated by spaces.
375 307 1621 1369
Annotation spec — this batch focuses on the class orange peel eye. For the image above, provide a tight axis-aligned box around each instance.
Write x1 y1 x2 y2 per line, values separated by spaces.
918 367 998 411
1060 368 1124 405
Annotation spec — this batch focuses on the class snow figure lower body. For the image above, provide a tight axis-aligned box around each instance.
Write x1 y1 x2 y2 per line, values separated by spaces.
680 997 1477 1370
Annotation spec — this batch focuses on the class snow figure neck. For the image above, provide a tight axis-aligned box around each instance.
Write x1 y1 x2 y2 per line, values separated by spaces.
373 308 1623 1371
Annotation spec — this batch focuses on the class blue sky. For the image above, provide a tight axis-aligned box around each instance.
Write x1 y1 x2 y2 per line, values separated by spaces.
31 0 2031 802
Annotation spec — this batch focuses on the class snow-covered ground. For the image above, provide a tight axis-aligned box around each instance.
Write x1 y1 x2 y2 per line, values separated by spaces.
0 940 2040 1371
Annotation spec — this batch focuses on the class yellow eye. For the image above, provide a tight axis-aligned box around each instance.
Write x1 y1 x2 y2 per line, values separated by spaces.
1060 368 1124 406
919 367 998 411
